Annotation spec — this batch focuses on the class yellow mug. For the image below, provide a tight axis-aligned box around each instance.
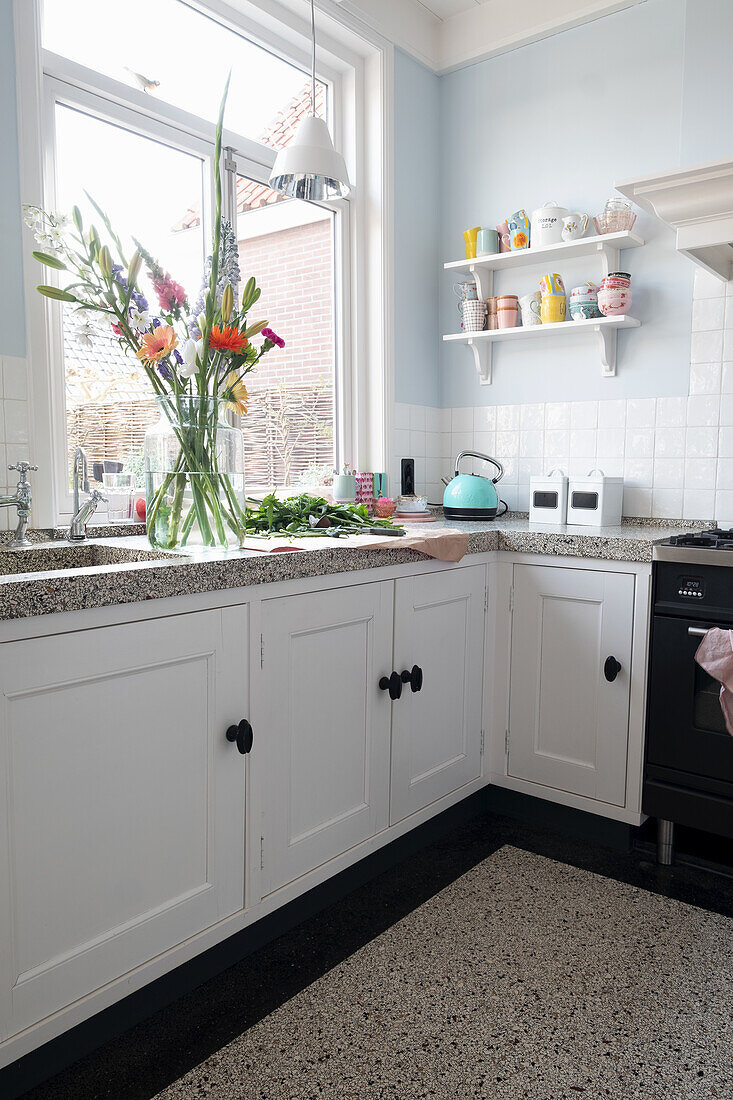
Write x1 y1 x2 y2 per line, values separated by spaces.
540 294 567 324
463 226 481 259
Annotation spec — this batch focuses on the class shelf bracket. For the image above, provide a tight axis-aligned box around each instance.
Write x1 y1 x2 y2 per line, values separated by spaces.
598 241 620 279
595 322 617 377
468 338 491 385
470 264 494 303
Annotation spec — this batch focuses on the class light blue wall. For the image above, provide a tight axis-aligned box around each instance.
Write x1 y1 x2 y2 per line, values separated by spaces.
438 0 693 408
0 0 26 358
394 49 441 407
680 0 733 164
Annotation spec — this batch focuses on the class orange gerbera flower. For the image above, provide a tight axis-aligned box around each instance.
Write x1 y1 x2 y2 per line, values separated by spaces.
209 324 248 355
136 325 178 363
223 372 248 416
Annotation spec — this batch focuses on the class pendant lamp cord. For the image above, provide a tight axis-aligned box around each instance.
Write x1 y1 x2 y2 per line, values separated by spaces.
310 0 316 117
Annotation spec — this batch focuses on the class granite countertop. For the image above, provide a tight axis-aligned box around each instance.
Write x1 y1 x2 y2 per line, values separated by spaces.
0 515 698 622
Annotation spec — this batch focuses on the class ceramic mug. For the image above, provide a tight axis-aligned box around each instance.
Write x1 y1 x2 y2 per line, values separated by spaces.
463 226 481 259
540 295 567 324
332 473 356 502
461 298 485 332
519 291 542 327
497 304 518 329
507 209 530 250
477 227 500 255
496 221 511 253
486 297 498 330
539 273 565 298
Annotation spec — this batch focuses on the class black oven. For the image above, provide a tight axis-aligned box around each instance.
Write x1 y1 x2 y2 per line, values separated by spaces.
644 559 733 841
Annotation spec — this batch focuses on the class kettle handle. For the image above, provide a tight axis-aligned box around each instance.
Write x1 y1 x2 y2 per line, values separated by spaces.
455 451 504 483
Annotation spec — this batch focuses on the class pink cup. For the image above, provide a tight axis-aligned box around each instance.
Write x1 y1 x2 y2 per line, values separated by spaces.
496 221 511 253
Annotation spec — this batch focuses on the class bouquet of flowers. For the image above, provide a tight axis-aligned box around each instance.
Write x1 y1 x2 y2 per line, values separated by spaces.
25 78 284 549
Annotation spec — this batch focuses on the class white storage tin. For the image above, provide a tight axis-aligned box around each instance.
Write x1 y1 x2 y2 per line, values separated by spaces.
566 468 624 527
529 469 568 524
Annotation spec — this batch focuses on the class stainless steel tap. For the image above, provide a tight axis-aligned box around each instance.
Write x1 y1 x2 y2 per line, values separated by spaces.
69 447 106 541
0 461 38 548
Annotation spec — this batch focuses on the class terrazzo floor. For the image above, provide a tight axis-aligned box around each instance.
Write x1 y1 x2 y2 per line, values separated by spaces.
15 813 733 1100
150 846 731 1100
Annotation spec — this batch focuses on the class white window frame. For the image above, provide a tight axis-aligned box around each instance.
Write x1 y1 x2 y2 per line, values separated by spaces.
14 0 393 527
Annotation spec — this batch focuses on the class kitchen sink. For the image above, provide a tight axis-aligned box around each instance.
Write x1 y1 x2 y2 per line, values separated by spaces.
0 543 181 576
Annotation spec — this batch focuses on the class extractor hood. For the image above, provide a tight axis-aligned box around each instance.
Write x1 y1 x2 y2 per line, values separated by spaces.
616 158 733 282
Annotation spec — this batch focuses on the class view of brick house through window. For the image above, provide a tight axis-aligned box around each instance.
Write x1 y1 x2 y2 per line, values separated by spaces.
64 82 336 497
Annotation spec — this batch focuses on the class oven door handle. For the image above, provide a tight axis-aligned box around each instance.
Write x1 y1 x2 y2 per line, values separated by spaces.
687 626 709 637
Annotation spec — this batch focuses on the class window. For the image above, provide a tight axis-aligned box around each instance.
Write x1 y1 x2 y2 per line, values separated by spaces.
54 103 207 491
35 0 344 512
235 174 336 492
42 0 328 149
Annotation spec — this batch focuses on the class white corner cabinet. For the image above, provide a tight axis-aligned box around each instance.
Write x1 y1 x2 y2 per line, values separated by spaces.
443 230 644 384
0 549 651 1068
487 554 651 823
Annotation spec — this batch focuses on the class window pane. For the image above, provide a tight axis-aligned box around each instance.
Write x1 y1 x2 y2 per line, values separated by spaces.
54 104 206 492
235 177 336 490
43 0 327 150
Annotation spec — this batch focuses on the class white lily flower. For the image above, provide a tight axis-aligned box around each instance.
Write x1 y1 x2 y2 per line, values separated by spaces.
179 338 200 378
129 307 151 332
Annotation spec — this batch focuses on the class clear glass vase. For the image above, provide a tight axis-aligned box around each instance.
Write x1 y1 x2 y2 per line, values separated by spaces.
144 396 245 550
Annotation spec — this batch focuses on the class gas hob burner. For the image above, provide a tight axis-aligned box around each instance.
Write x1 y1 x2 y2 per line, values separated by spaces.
665 528 733 550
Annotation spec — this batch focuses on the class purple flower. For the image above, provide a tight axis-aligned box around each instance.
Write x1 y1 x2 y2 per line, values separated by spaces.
173 348 183 365
157 361 173 381
261 327 285 349
152 317 161 329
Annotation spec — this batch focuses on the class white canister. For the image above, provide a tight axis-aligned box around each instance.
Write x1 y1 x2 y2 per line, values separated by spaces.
530 201 569 248
529 469 568 524
566 469 624 527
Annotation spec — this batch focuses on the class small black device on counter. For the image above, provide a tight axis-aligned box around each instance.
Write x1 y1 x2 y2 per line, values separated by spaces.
400 458 415 496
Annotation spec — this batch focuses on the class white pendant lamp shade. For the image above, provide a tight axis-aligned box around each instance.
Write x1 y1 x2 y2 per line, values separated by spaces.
269 115 350 201
268 0 350 201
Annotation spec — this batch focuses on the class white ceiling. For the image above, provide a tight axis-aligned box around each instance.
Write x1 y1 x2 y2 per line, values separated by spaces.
416 0 485 18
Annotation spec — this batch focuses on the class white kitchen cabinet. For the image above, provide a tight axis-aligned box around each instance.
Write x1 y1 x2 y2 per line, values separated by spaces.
390 565 486 823
258 582 394 895
507 563 634 806
0 607 248 1042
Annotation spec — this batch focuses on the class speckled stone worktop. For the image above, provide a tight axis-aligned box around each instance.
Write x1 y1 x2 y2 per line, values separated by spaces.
0 515 697 622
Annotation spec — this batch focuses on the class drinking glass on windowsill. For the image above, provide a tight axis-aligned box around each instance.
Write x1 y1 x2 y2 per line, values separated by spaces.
102 472 136 523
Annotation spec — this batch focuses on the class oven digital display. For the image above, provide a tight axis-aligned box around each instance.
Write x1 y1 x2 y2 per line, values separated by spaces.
678 575 705 598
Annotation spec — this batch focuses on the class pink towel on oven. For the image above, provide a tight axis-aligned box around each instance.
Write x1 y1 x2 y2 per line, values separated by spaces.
694 628 733 737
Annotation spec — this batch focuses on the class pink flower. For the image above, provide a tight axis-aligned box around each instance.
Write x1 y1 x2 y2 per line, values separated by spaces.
153 275 187 313
111 322 123 336
262 327 285 349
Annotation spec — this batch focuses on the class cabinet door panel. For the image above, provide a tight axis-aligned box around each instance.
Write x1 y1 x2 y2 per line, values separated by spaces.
390 565 486 823
508 564 633 805
0 608 246 1039
260 583 392 894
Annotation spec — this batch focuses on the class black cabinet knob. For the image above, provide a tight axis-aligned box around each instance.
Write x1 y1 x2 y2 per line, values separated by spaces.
379 671 402 700
603 656 622 683
400 664 423 693
226 718 253 754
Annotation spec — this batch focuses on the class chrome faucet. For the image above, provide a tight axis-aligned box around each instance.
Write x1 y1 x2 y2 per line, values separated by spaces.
0 461 38 548
69 447 106 541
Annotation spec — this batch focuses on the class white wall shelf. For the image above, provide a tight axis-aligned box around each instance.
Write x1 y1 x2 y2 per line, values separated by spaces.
442 315 641 385
444 230 643 281
444 231 644 384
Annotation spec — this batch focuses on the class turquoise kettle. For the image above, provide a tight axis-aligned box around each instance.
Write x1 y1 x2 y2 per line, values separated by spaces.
443 451 507 520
